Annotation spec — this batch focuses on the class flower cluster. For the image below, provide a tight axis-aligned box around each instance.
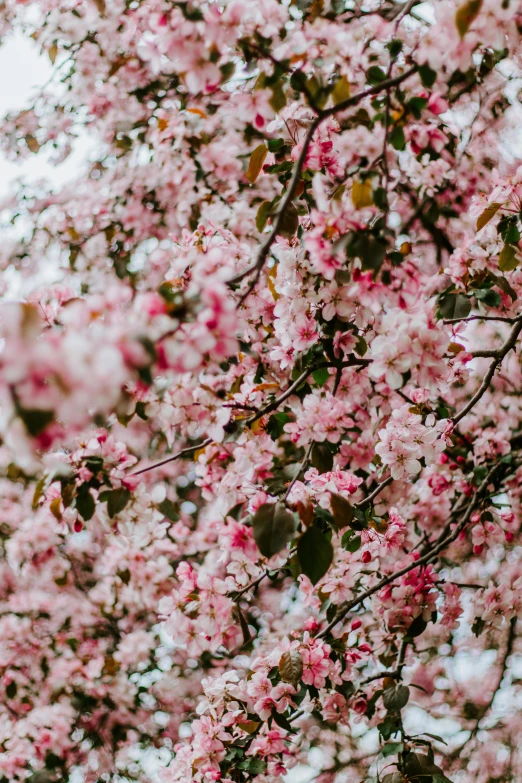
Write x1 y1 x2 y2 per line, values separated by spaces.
0 1 522 782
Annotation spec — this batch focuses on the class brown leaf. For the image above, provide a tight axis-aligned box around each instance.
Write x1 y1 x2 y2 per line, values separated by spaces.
296 500 314 528
237 721 261 734
476 202 501 231
279 650 303 685
25 135 40 153
447 342 465 353
351 179 373 209
102 655 120 677
267 264 279 301
330 492 354 530
234 605 252 646
48 44 58 64
245 144 268 184
32 477 47 509
331 75 351 105
49 497 62 521
256 200 273 232
455 0 483 39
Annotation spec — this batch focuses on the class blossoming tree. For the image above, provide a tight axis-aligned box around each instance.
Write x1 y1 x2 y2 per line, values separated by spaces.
1 0 522 781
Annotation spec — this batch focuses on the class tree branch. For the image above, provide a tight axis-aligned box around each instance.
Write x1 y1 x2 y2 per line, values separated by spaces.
229 65 418 297
129 437 213 476
452 317 522 425
317 462 509 639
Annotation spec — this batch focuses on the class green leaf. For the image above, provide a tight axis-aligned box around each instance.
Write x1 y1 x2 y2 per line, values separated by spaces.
382 742 404 758
158 498 179 522
18 407 54 438
6 681 17 699
271 709 294 732
347 233 387 272
499 243 519 272
310 442 334 474
252 502 296 558
407 96 428 119
177 1 204 20
330 492 354 530
438 292 471 320
472 287 502 308
297 525 333 584
403 751 454 783
256 200 273 232
389 125 406 151
245 144 268 184
105 487 131 518
418 63 437 88
267 138 285 152
382 774 406 783
341 529 362 552
405 614 428 639
238 757 267 774
491 272 517 301
386 39 403 58
355 335 368 357
366 65 387 85
76 487 95 522
266 412 291 440
476 202 501 231
312 367 330 387
276 203 300 239
84 455 104 473
378 716 399 741
421 733 448 746
269 82 287 112
383 683 410 712
506 224 521 244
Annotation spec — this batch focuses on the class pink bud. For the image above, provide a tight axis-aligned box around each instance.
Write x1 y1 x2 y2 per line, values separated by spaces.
428 92 449 115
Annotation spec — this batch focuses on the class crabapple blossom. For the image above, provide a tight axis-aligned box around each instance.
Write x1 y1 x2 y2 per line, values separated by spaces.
1 1 522 782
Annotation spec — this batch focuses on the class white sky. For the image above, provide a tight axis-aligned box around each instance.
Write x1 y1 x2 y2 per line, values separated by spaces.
0 32 90 197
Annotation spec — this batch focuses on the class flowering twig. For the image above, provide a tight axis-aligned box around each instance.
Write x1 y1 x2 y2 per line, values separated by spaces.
229 65 418 299
129 438 213 476
453 316 522 425
318 462 510 639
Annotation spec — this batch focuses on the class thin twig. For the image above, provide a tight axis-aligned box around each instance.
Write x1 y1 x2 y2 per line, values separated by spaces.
452 317 522 425
228 65 418 298
317 463 508 639
129 438 213 476
284 442 314 501
249 357 368 424
355 476 393 509
444 314 520 325
449 618 516 758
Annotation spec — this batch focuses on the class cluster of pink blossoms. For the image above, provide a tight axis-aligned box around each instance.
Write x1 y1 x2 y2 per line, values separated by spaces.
1 1 522 782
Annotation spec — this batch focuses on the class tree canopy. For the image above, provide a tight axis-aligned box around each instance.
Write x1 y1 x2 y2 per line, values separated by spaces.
0 1 522 782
